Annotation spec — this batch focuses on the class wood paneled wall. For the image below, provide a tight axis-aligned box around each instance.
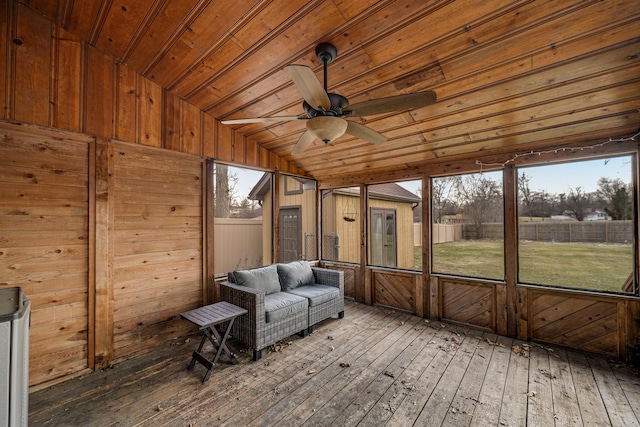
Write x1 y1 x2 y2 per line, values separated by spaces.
0 123 94 386
0 4 304 387
107 140 204 361
1 121 208 388
0 1 303 175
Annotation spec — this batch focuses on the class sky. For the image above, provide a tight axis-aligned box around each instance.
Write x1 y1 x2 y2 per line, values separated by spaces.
519 155 632 194
228 166 267 201
227 154 633 201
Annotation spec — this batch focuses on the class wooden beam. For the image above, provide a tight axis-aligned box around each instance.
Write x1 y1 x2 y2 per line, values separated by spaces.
87 136 96 369
94 137 114 369
360 183 370 305
205 159 214 304
273 170 280 263
503 164 518 338
422 175 431 318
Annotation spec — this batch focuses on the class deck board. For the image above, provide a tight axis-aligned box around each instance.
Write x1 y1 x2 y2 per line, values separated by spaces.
29 300 640 427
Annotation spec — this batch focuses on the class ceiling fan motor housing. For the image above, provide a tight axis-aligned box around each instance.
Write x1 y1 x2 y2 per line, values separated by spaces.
303 93 349 117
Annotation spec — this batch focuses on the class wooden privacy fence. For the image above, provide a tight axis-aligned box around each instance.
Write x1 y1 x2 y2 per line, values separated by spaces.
414 223 464 245
214 219 262 276
463 220 633 243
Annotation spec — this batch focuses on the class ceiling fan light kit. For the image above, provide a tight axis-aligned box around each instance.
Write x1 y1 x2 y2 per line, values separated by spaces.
307 116 348 144
221 42 437 155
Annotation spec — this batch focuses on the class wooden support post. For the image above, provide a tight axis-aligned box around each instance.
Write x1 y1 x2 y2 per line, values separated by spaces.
504 165 518 338
205 159 215 304
87 137 96 369
422 176 432 318
94 137 114 369
360 183 369 304
273 170 280 263
429 276 439 319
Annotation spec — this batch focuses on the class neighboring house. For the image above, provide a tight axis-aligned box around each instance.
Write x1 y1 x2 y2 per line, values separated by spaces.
249 179 420 269
585 209 610 221
551 209 610 221
322 183 421 270
250 173 318 264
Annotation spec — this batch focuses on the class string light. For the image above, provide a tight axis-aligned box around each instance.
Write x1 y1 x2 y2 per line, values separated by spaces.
475 131 640 172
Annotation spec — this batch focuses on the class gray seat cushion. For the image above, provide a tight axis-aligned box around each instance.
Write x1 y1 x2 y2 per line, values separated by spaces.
277 260 315 291
233 264 281 295
264 292 308 323
285 284 340 307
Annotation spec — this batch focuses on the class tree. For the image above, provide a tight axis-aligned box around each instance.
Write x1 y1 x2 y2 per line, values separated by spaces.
518 171 533 219
431 177 458 223
456 174 502 239
529 190 555 217
597 177 632 220
214 164 238 218
565 186 590 221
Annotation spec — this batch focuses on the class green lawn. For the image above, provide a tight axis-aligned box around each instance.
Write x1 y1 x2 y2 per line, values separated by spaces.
423 240 633 293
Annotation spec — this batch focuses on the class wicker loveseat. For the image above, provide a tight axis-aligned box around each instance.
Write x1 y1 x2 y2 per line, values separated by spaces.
220 260 344 361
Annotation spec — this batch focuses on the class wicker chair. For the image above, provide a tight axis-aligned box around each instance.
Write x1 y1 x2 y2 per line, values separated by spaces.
220 265 344 361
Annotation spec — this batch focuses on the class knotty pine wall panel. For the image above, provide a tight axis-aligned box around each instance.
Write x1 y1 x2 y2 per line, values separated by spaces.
110 140 204 361
202 113 216 158
116 63 138 142
138 76 163 147
54 27 83 131
1 2 299 173
181 100 202 155
13 3 51 126
0 122 94 387
85 46 115 138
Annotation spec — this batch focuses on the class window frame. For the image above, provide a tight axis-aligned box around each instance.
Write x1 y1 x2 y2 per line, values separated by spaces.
515 153 637 295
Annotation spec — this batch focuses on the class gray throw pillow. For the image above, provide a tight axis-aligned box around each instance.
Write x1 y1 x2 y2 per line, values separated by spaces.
277 260 315 291
233 265 281 295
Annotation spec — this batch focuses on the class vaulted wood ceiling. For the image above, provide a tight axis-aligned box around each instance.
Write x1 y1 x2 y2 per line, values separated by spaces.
28 0 640 182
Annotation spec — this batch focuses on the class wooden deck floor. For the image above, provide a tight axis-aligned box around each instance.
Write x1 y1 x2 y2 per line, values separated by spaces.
30 300 640 426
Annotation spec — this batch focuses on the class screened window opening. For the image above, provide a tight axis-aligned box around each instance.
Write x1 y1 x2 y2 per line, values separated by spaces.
368 180 421 271
213 164 271 276
431 171 504 280
517 155 635 293
278 175 317 262
321 187 361 264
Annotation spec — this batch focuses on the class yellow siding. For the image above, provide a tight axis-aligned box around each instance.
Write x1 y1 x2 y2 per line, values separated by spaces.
324 193 416 268
369 198 415 269
333 194 361 264
279 176 317 248
262 190 273 265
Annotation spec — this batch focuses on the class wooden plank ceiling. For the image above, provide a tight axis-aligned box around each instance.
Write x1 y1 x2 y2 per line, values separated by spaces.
28 0 640 182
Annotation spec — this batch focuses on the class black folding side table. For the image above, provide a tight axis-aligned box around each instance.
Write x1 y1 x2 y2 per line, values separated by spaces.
180 301 248 382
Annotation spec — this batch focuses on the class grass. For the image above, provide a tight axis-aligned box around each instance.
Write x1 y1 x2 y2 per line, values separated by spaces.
424 240 633 293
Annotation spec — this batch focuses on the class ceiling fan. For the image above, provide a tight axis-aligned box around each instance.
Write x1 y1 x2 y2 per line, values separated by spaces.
221 42 437 155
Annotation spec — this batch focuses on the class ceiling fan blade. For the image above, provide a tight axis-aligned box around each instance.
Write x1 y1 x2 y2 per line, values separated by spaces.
287 65 331 110
221 116 301 125
291 129 316 155
345 121 387 144
347 91 437 117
